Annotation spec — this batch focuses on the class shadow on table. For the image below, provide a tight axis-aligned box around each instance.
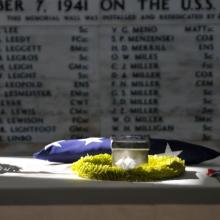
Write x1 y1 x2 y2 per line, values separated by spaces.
181 171 199 180
0 163 53 174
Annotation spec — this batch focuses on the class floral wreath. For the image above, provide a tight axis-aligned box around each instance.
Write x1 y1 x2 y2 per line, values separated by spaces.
72 154 185 181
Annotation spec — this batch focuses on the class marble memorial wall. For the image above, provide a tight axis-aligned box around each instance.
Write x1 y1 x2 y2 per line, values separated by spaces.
0 0 220 154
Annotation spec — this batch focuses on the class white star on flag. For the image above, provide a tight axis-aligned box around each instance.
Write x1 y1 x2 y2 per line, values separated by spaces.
159 143 182 157
44 140 64 150
78 137 103 146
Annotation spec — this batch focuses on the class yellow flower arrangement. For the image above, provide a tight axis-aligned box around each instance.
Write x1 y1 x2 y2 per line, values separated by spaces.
72 154 185 181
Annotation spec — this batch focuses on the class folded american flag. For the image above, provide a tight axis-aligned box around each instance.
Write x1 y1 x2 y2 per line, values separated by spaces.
33 137 220 165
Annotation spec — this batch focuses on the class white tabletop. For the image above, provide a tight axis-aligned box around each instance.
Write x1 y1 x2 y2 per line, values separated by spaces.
0 156 220 205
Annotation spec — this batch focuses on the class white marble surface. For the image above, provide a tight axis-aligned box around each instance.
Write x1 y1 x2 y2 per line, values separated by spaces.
0 156 220 187
0 156 220 205
0 157 220 189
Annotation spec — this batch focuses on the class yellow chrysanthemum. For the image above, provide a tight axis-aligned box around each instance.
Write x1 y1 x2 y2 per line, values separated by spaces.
72 154 185 181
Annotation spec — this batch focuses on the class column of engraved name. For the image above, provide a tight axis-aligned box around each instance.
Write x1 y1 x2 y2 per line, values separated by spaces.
110 25 128 134
197 25 214 141
0 27 5 142
110 25 175 136
186 25 214 141
0 26 53 143
129 25 162 135
69 26 90 138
